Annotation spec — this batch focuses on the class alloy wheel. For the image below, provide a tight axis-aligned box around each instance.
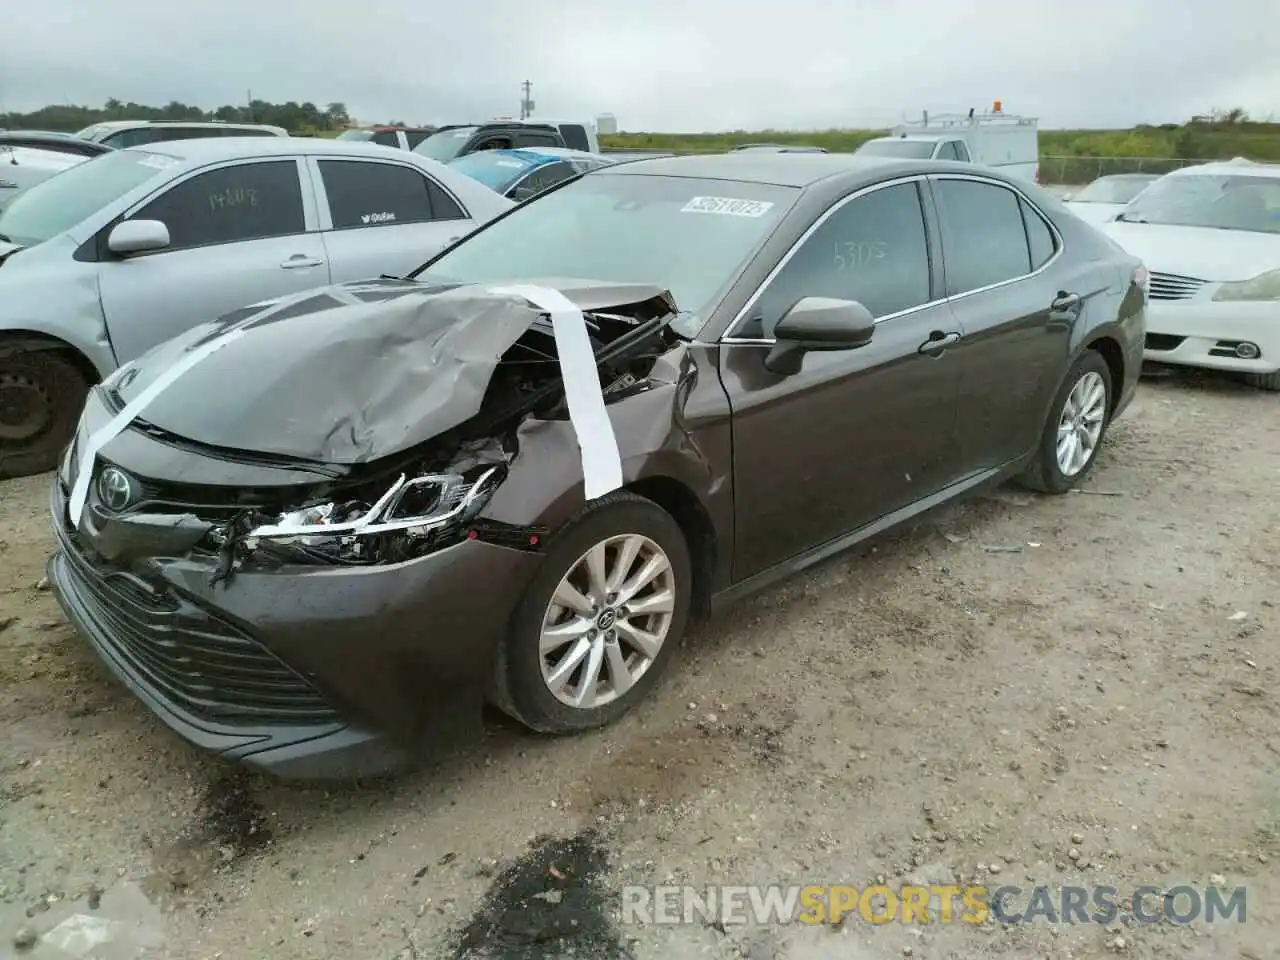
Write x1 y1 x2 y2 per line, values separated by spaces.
539 534 677 709
1056 370 1107 477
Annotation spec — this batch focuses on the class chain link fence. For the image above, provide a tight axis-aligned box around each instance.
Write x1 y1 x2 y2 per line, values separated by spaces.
1038 156 1215 187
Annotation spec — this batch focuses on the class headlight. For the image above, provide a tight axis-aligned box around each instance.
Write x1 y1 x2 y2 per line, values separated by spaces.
1213 268 1280 302
244 466 505 557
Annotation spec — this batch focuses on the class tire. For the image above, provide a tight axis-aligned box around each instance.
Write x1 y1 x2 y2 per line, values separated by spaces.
0 350 88 480
491 490 692 734
1016 350 1113 494
1243 371 1280 392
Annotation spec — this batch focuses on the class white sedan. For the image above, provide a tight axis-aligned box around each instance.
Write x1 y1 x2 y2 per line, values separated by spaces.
1099 159 1280 390
1063 172 1160 225
0 143 89 211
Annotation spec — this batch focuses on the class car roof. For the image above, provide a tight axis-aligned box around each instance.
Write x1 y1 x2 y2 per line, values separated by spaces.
599 152 925 188
119 136 413 163
1169 158 1280 180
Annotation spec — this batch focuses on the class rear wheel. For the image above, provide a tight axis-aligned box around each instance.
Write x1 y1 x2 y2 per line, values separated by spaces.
0 350 88 480
1243 371 1280 392
1016 350 1113 494
491 491 692 734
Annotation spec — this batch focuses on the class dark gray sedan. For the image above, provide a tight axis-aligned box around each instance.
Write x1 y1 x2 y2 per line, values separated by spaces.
48 153 1147 778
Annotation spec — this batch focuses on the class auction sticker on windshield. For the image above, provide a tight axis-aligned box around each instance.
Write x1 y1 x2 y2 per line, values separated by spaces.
137 154 178 170
681 196 775 217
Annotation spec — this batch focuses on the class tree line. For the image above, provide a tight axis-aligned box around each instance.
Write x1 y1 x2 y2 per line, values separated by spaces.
0 99 367 135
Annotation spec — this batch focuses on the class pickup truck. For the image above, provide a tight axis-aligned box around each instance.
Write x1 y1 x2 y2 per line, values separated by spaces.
412 122 569 163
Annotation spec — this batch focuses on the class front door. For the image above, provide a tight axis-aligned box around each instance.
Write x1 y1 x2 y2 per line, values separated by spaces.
308 157 475 282
98 158 329 363
720 178 966 580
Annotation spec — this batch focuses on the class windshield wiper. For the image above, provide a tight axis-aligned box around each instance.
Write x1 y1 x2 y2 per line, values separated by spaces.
1115 214 1149 224
0 232 13 243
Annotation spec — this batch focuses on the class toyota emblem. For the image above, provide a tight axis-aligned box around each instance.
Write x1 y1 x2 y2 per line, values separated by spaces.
96 466 137 512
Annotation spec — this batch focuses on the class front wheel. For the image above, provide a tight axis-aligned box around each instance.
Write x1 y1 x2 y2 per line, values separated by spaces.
491 491 692 734
1016 350 1113 494
0 350 88 480
1243 370 1280 392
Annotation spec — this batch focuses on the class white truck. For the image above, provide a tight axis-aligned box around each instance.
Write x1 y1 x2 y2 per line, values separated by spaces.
854 103 1040 183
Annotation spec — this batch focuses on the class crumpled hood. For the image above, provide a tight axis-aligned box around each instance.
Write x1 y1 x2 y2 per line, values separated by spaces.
1099 221 1280 282
110 277 673 464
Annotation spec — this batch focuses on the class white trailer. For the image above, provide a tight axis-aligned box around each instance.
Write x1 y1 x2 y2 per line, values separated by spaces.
854 102 1040 184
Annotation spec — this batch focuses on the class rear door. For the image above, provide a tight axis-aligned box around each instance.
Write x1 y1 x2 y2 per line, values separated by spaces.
928 174 1077 470
97 157 330 362
309 156 474 281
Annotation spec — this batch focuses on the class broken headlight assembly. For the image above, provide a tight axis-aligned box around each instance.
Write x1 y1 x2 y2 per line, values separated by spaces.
235 465 507 566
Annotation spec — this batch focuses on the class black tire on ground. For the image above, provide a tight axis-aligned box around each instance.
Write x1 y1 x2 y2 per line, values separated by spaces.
1243 371 1280 392
0 349 88 480
491 490 692 734
1016 349 1113 495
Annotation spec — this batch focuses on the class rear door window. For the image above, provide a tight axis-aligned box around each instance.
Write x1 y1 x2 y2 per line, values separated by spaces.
134 160 306 250
515 131 562 148
932 178 1033 295
509 162 575 201
318 159 443 228
557 124 590 151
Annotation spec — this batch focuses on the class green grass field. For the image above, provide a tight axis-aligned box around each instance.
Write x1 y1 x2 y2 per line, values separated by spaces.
318 121 1280 184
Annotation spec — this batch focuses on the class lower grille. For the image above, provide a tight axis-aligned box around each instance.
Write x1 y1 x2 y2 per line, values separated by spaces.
1148 271 1208 301
59 530 338 728
1145 333 1186 351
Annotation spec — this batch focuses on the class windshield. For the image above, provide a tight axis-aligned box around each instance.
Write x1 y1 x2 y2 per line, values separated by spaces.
414 127 478 163
1072 176 1158 204
337 130 374 142
412 172 795 317
448 152 538 192
1119 173 1280 234
855 139 936 159
0 149 173 246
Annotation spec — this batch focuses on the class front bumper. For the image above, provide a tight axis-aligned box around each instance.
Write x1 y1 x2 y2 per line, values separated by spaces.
1143 300 1280 374
48 479 543 778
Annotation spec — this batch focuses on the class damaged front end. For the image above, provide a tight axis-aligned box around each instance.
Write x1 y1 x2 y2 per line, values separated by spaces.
47 278 685 776
184 279 681 581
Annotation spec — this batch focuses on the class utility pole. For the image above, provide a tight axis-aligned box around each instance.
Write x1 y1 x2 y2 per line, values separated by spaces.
520 80 534 120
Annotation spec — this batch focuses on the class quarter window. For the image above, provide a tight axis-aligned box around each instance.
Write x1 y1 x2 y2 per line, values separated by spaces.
1020 197 1057 270
371 130 400 148
745 181 932 338
319 160 442 229
933 179 1032 295
134 160 305 250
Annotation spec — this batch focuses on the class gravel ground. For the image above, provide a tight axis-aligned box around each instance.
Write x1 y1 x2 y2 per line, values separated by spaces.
1 368 1277 960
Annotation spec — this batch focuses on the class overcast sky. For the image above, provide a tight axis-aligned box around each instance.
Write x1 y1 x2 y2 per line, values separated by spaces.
1 0 1275 131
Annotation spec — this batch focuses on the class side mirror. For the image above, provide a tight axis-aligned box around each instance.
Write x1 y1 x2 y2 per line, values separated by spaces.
764 297 875 376
107 219 170 256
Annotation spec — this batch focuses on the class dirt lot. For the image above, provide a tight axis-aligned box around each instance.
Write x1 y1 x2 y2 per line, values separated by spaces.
1 370 1277 960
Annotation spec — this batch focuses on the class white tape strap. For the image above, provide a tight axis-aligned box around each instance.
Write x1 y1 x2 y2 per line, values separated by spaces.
67 287 366 530
489 284 624 500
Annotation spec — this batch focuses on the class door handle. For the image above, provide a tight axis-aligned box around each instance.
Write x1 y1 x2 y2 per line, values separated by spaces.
280 255 324 270
918 331 961 356
1051 291 1081 312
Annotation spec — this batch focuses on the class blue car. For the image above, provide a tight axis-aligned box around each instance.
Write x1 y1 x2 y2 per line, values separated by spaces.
449 147 614 201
